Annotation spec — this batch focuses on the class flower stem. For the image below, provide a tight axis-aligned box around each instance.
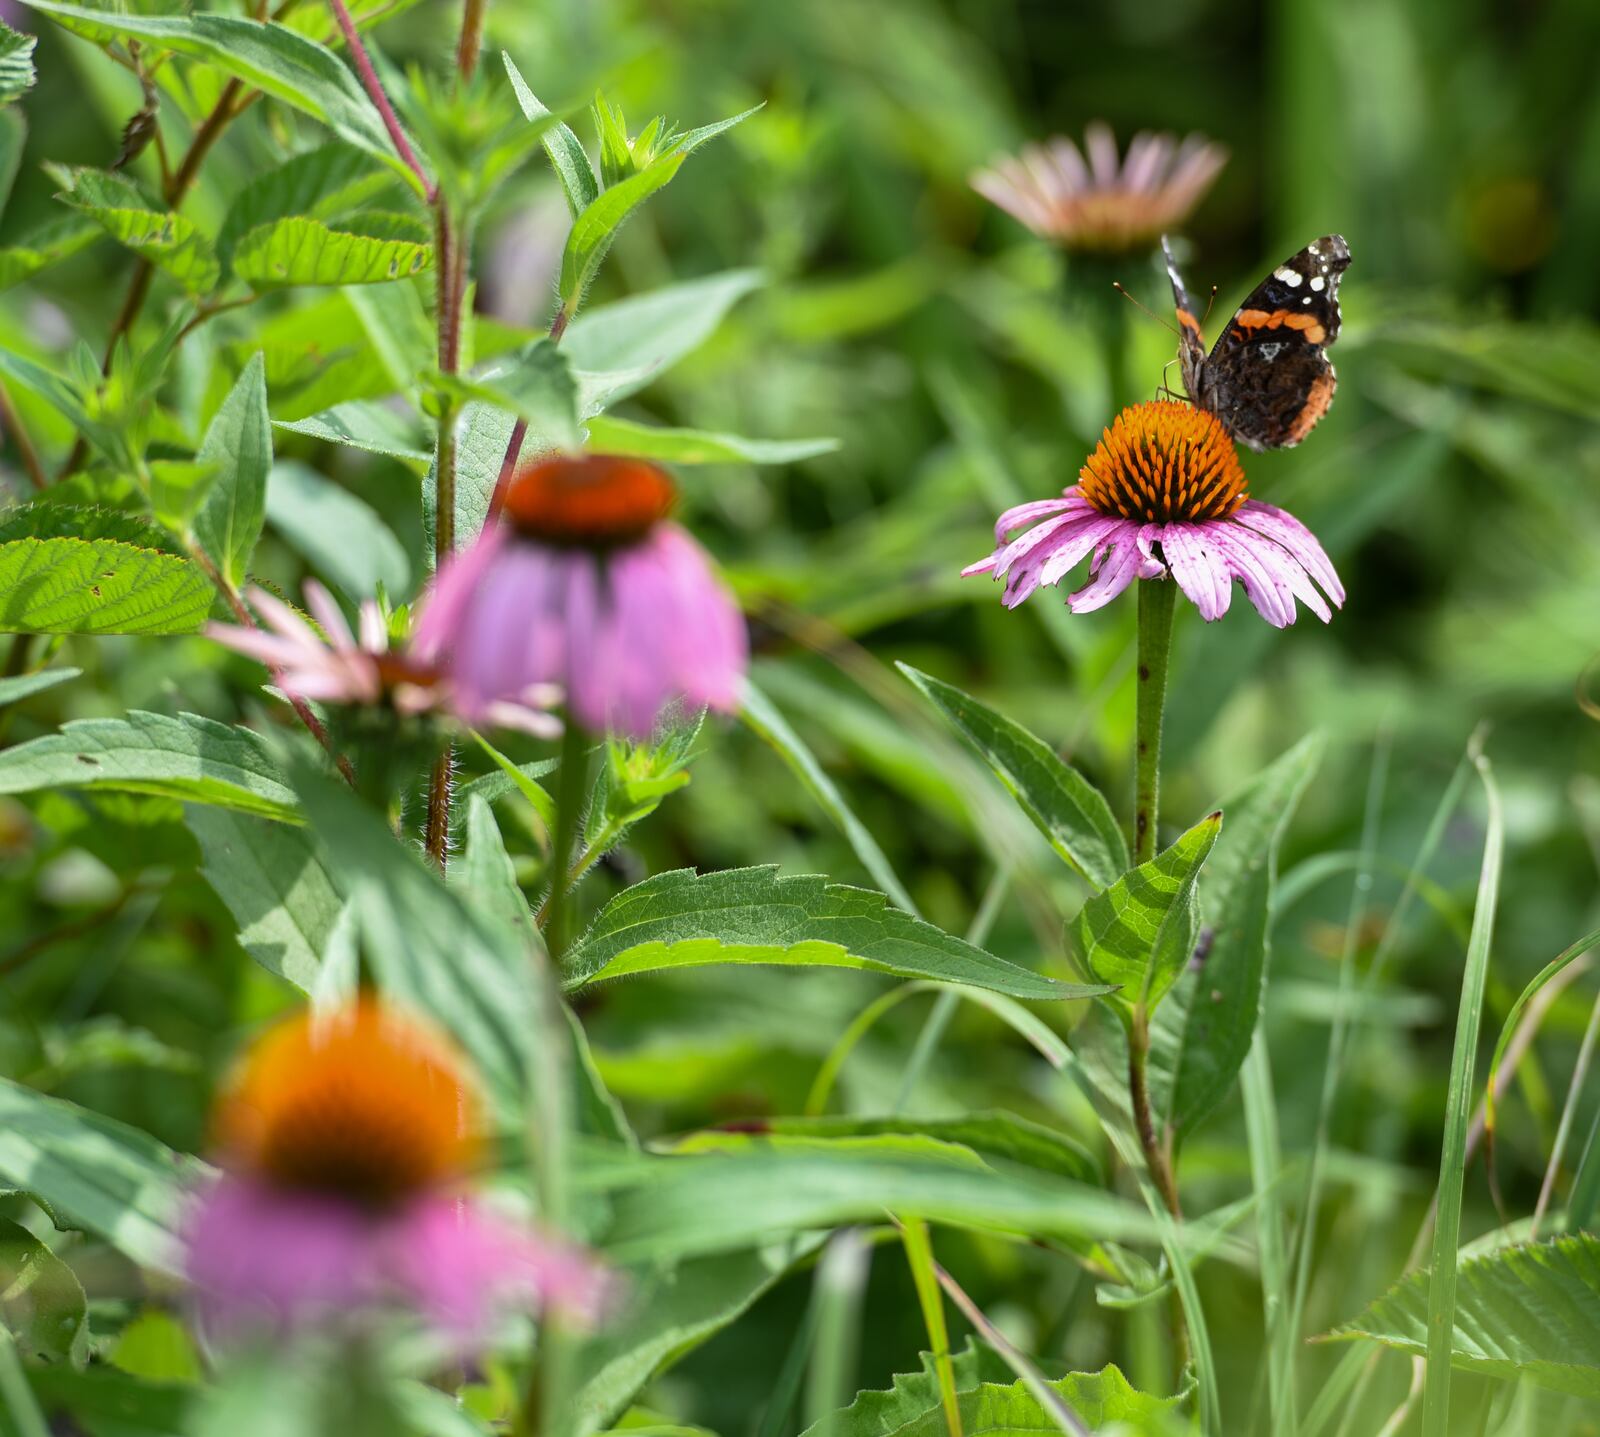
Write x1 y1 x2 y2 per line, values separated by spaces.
324 0 433 198
1133 576 1175 864
456 0 488 82
543 721 591 964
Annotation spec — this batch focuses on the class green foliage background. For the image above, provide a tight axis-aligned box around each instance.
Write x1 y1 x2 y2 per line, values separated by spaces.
0 1 1597 1434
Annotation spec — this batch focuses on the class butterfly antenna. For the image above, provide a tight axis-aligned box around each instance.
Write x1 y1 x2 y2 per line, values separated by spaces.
1202 284 1219 324
1111 282 1179 337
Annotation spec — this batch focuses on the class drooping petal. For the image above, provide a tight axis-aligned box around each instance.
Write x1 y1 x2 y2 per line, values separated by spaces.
1232 501 1345 607
303 581 356 653
1158 523 1233 622
1206 524 1295 627
990 495 1086 544
1067 533 1145 613
1227 521 1333 623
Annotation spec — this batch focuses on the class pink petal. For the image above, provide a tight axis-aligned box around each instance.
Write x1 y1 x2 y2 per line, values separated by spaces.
1159 523 1232 622
1233 502 1345 606
1206 525 1295 628
245 587 321 649
1067 535 1145 613
303 580 355 653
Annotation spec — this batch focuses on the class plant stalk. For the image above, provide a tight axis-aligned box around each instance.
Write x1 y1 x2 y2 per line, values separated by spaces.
1133 575 1175 865
543 720 591 964
324 0 433 197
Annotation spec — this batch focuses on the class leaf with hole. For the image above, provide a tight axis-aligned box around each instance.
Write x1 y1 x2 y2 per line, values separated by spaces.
232 213 433 289
51 166 219 292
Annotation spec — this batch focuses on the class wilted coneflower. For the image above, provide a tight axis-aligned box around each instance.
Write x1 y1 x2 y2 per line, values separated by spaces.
413 454 747 741
971 123 1226 254
183 998 608 1342
206 580 562 737
963 401 1343 627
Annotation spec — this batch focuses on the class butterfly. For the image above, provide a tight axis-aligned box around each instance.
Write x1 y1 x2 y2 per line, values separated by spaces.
1163 234 1350 451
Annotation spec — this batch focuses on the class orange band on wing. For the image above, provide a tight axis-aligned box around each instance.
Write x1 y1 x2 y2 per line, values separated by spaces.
1231 308 1327 345
1287 371 1337 444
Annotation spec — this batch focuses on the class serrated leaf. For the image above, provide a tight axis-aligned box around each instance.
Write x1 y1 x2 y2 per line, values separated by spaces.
1150 734 1323 1135
21 1 426 192
0 667 79 706
216 141 391 267
0 503 185 551
0 21 37 106
428 337 580 450
1327 1234 1600 1399
502 53 598 218
52 166 219 292
0 214 98 290
556 107 758 320
232 212 433 288
900 664 1128 890
186 807 340 990
0 711 300 821
564 866 1110 1001
265 460 411 599
0 1216 87 1363
1069 813 1220 1014
0 535 212 634
584 415 839 465
193 352 271 588
274 400 431 461
0 1080 190 1276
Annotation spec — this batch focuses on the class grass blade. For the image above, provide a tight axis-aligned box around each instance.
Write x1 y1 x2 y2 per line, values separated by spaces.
900 1218 964 1437
1420 734 1503 1437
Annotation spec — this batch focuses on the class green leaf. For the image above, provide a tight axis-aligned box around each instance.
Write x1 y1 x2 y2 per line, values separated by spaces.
21 2 426 192
193 353 272 588
1328 1234 1600 1400
146 458 219 534
677 1111 1101 1185
289 760 539 1121
232 212 433 288
0 214 99 291
0 535 212 635
1150 735 1323 1135
899 664 1128 890
216 142 391 267
25 1368 192 1437
573 1246 803 1431
1069 813 1220 1014
0 107 21 216
595 1146 1158 1264
801 1358 1181 1437
557 108 758 318
186 807 340 990
0 711 300 821
0 1081 189 1276
584 415 839 465
265 460 412 599
564 866 1109 1001
559 268 762 404
429 338 580 450
274 401 431 462
0 1217 86 1363
51 166 219 293
0 668 79 707
502 53 598 218
0 21 37 107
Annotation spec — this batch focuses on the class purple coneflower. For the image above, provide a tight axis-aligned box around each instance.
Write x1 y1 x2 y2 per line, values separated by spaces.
206 580 561 737
182 998 608 1343
413 454 747 741
963 401 1343 627
971 123 1226 254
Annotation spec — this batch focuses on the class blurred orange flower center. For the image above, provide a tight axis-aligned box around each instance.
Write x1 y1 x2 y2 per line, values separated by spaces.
504 454 677 547
215 1000 480 1207
1078 401 1248 524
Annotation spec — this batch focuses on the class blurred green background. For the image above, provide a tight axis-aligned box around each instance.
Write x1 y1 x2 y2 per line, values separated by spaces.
2 0 1599 1432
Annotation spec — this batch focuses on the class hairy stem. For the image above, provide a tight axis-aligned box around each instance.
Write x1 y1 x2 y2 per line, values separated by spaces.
456 0 488 81
324 0 433 197
543 721 590 963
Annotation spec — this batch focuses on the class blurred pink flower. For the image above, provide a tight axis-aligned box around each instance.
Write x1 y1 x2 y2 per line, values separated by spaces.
414 455 747 740
971 122 1226 253
206 580 561 737
964 401 1343 627
182 1000 610 1344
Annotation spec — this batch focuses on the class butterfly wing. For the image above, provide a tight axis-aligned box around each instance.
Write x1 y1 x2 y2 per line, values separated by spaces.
1198 234 1351 451
1162 235 1209 403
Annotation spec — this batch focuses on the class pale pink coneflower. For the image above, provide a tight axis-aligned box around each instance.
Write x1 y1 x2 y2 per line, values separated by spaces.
413 454 747 741
182 998 610 1344
971 122 1226 254
964 401 1344 627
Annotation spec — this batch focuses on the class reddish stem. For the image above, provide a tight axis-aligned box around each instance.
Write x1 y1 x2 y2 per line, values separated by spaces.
324 0 434 199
